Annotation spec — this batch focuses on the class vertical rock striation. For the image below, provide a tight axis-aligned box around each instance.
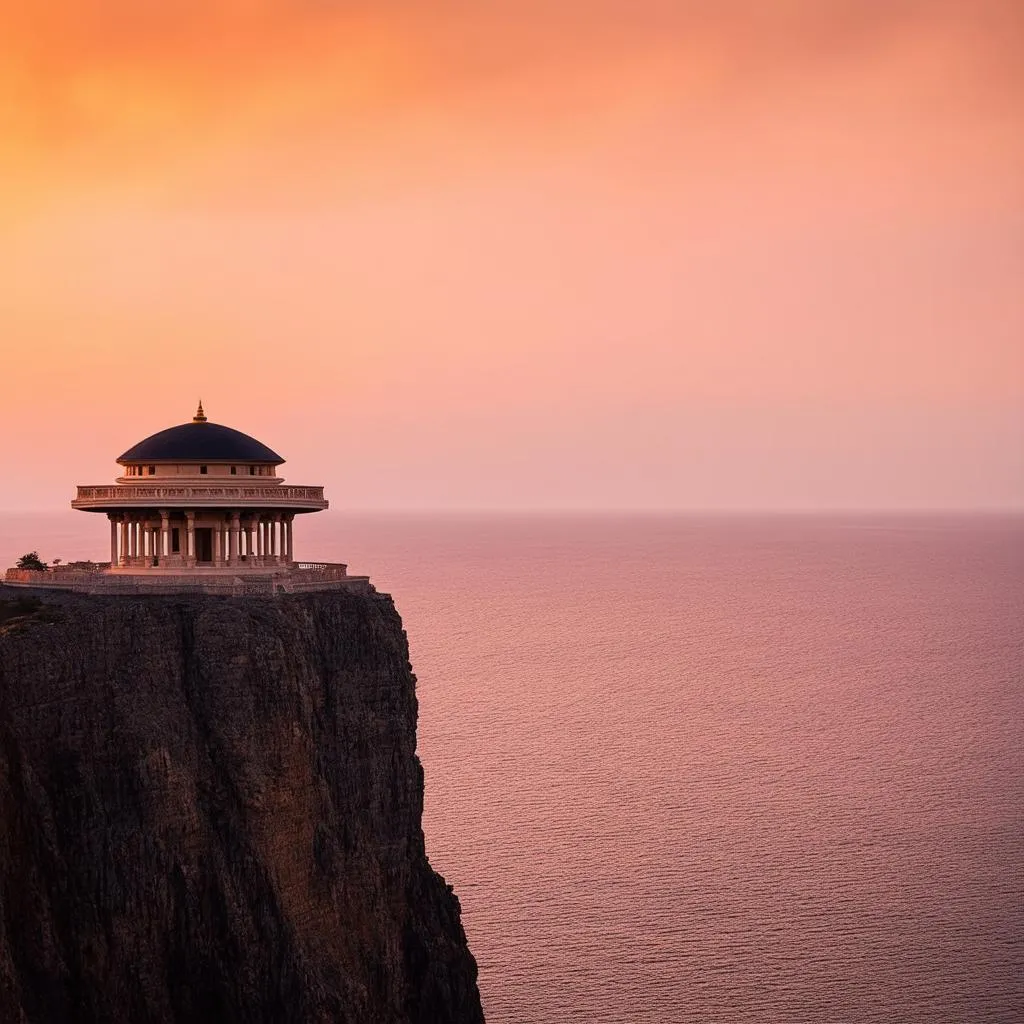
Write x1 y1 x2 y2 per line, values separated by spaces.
0 588 484 1023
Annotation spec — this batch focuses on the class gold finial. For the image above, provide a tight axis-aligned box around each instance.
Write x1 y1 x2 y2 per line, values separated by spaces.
193 399 207 423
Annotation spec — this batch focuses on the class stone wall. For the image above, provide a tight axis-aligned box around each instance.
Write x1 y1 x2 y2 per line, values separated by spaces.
3 567 370 598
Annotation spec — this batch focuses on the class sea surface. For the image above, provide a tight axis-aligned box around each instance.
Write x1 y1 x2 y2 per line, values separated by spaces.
2 512 1022 1023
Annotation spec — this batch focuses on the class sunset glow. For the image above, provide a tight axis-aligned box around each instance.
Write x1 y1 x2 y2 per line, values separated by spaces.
2 1 1022 510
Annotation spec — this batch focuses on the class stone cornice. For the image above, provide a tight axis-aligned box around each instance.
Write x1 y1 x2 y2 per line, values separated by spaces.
72 483 328 512
114 476 283 485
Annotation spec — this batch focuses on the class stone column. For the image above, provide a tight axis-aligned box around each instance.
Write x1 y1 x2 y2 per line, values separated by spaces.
159 510 170 559
249 518 258 564
229 512 240 564
285 514 294 563
185 511 195 564
257 517 265 560
121 514 130 565
214 521 222 566
108 515 118 566
272 514 281 562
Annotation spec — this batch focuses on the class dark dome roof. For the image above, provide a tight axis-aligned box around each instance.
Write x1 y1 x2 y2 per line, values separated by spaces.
118 421 284 465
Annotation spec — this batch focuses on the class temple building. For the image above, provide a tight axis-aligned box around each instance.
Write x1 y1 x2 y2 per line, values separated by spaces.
4 404 369 595
71 403 327 573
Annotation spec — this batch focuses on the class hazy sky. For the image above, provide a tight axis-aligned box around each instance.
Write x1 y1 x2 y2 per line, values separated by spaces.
2 1 1022 510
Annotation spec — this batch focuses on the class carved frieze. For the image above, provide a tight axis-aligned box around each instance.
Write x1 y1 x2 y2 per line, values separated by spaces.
73 483 327 509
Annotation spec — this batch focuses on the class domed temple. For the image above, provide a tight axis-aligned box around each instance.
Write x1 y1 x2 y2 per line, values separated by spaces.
73 402 327 573
7 404 368 596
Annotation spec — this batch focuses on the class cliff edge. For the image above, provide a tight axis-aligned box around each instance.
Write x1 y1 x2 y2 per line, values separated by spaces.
0 588 484 1023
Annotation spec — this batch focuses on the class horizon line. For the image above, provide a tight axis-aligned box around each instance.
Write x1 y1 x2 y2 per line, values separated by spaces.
2 506 1023 517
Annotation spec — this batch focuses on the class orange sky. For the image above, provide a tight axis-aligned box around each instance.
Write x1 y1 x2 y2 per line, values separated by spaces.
2 0 1022 510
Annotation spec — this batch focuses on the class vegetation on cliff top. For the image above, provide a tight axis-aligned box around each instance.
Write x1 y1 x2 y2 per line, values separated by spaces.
15 552 47 571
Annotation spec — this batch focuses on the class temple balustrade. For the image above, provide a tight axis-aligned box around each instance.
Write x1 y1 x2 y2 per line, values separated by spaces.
72 484 326 508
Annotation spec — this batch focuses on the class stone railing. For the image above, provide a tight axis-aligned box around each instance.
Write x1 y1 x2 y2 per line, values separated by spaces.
294 562 349 580
72 484 327 509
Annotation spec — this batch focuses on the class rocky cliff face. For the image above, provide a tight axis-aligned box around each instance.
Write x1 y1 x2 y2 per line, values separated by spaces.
0 588 484 1023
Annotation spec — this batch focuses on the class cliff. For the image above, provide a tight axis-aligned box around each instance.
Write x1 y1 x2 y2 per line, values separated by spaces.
0 588 484 1024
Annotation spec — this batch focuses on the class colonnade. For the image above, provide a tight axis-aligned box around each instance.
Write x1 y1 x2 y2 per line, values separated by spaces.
108 510 296 569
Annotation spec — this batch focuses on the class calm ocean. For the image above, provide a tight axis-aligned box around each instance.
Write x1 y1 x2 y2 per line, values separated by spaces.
2 512 1022 1023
